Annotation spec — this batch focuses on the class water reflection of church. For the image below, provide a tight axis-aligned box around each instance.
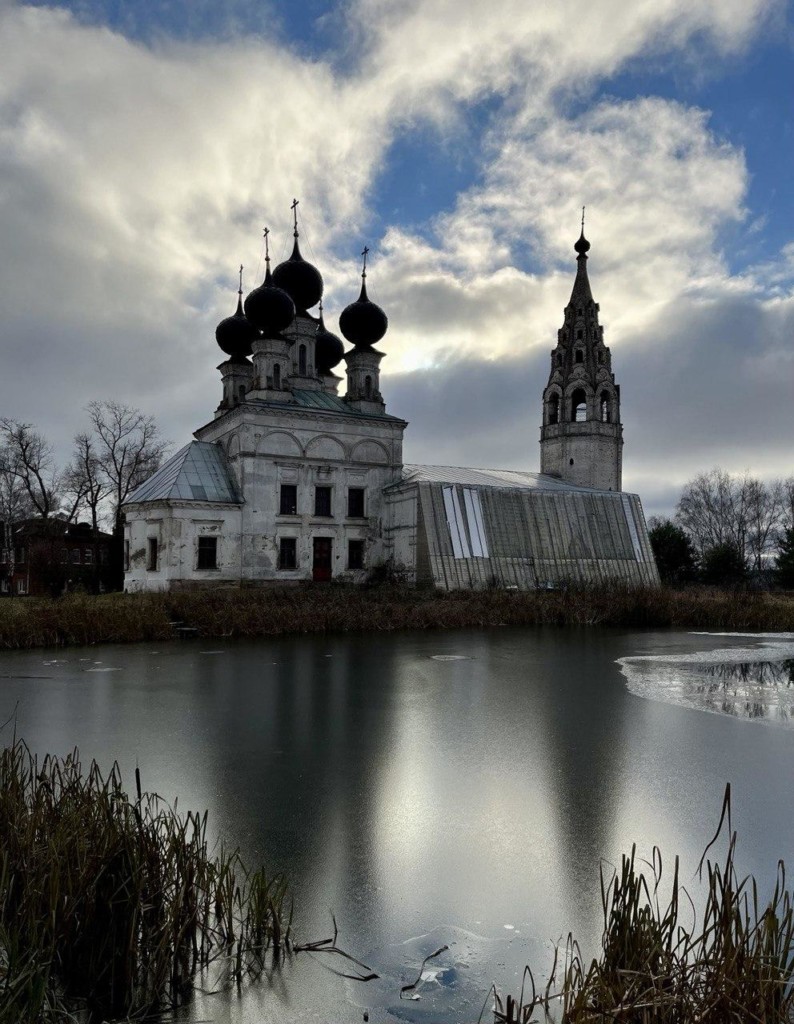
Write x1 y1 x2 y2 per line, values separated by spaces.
123 206 658 591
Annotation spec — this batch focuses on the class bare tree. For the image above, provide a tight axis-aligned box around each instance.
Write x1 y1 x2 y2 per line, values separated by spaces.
0 445 35 589
677 468 786 571
676 468 740 557
744 477 784 572
65 433 111 531
86 401 168 531
0 419 61 519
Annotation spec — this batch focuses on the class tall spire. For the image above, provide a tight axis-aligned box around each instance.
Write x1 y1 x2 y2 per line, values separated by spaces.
569 209 593 307
540 215 623 492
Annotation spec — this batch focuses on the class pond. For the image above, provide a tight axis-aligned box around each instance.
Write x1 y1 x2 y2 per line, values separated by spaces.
2 626 794 1022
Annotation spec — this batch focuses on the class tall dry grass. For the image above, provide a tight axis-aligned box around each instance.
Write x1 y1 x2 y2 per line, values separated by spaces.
0 585 792 650
492 786 794 1023
0 738 290 1022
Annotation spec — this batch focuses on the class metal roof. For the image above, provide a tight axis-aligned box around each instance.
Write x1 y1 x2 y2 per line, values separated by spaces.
396 464 622 495
247 388 404 422
126 442 241 505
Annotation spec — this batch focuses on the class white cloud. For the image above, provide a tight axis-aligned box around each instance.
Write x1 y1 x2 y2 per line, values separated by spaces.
0 0 789 518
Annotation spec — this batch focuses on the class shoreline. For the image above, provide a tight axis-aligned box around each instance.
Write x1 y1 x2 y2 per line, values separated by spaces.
0 584 792 650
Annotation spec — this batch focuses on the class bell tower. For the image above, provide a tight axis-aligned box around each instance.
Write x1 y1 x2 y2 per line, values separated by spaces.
540 214 622 491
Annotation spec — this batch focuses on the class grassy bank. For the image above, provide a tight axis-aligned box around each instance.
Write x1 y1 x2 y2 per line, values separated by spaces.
0 584 792 649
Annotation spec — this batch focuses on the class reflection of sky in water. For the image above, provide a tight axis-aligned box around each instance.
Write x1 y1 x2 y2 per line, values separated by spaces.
619 640 794 725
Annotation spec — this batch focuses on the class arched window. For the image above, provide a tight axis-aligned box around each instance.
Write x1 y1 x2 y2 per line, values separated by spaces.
298 345 307 375
273 363 281 389
364 375 373 399
576 329 583 340
555 353 562 366
575 349 583 363
600 390 611 423
571 388 587 422
548 393 559 425
238 384 245 402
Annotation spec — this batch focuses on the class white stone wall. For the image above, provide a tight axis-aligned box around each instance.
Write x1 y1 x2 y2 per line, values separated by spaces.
540 422 623 491
194 402 405 583
124 502 242 592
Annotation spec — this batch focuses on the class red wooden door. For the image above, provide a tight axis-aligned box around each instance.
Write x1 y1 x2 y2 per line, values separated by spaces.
312 537 333 582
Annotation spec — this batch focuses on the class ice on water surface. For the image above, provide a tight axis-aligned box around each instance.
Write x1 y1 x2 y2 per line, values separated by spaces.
618 635 794 726
344 926 545 1023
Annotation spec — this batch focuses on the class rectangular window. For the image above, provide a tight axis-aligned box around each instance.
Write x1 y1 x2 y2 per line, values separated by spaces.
348 539 364 571
15 547 24 564
147 538 158 571
16 579 27 595
123 541 130 572
100 548 108 565
314 486 332 517
197 536 218 570
84 549 93 565
279 537 297 570
347 487 365 518
279 484 298 515
60 549 68 564
71 548 81 564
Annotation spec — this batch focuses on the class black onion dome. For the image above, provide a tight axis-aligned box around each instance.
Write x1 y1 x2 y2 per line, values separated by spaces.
272 238 323 312
244 265 296 336
574 229 590 255
315 311 345 373
339 280 388 347
216 294 257 358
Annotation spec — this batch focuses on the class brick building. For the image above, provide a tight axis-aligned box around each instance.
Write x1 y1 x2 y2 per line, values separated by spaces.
0 519 115 597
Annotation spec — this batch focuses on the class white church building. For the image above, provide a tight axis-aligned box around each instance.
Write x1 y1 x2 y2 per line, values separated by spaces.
123 210 659 591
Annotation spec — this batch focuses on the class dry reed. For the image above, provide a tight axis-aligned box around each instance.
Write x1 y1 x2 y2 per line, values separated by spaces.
0 584 792 650
0 738 290 1022
493 785 794 1023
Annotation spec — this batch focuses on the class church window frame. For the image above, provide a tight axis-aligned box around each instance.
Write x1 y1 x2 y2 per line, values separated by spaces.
298 345 307 375
314 485 332 518
364 375 373 399
278 537 297 571
600 390 611 423
347 487 365 518
273 363 281 389
196 536 218 571
547 393 560 425
575 349 583 363
147 538 159 572
279 484 298 516
347 539 365 571
576 329 583 340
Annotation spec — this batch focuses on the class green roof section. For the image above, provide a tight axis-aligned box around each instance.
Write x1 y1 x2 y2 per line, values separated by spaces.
126 441 241 505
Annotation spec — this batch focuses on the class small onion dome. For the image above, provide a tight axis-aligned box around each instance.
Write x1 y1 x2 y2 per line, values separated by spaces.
216 293 257 358
315 309 345 373
339 279 388 347
574 228 590 255
272 238 323 312
244 264 296 336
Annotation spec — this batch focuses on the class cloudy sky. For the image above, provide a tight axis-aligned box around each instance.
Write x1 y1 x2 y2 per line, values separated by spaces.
1 0 792 516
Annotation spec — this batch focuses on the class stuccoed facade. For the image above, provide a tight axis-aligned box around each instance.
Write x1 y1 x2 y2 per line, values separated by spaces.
123 217 659 591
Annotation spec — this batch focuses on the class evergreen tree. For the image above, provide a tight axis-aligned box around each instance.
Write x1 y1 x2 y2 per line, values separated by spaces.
776 527 794 589
648 519 698 586
700 542 747 588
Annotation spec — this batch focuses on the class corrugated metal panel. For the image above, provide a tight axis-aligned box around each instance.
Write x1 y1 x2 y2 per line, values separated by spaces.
126 442 241 505
405 481 659 590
